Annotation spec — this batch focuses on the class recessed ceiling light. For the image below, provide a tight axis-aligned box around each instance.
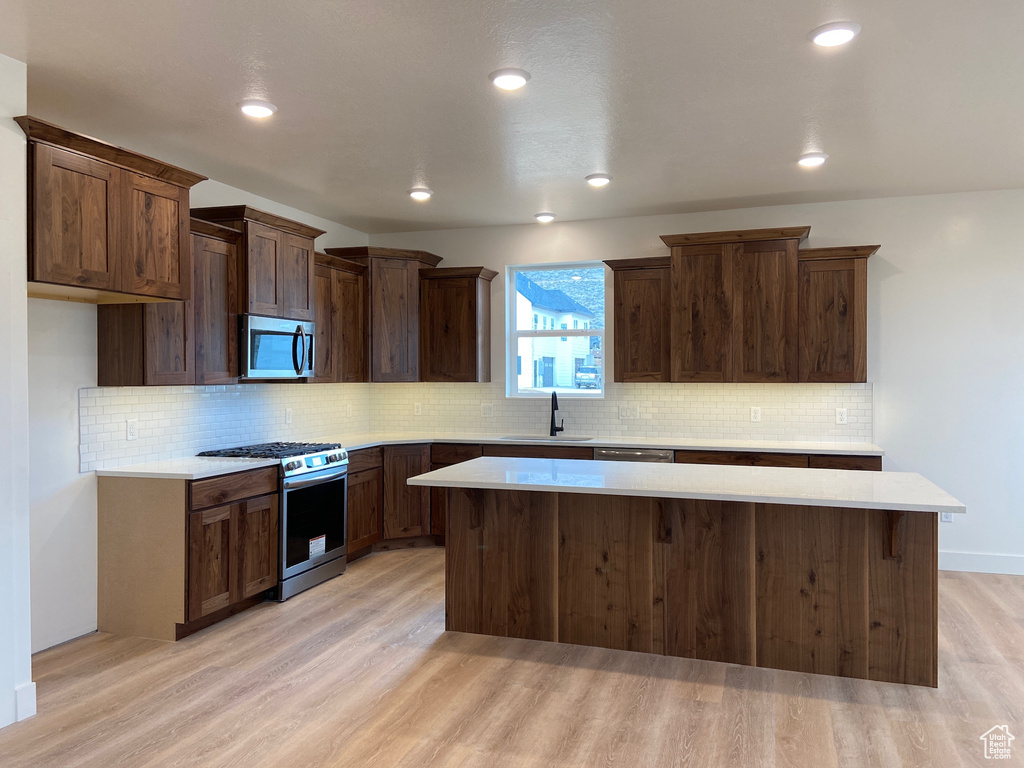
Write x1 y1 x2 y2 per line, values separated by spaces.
798 152 829 168
489 69 531 91
238 99 278 118
534 212 556 223
586 173 611 187
409 187 433 201
810 22 861 47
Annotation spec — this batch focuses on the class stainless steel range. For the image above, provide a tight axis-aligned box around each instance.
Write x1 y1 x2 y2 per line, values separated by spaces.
198 441 349 600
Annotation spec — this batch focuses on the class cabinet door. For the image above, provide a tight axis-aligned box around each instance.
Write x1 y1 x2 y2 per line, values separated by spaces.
30 144 120 291
420 277 481 382
670 244 733 382
193 233 239 385
733 240 799 383
122 172 191 299
279 233 316 321
245 221 283 317
383 444 430 538
188 504 238 621
613 266 671 382
338 269 368 383
237 494 279 599
798 258 867 382
348 467 383 552
143 301 194 385
370 258 420 382
311 265 336 382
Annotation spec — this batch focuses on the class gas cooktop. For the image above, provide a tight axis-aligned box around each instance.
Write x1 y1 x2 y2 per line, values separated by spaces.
198 441 343 459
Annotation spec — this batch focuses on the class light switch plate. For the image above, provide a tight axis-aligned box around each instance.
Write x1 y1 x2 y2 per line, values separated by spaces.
750 406 762 423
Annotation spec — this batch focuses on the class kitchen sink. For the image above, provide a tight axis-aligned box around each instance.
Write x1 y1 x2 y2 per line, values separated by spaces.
498 435 594 442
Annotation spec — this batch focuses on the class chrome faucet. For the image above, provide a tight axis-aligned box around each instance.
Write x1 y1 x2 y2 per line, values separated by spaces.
549 392 564 437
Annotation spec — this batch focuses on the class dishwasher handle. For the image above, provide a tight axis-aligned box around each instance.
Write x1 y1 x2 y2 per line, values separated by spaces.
594 447 674 463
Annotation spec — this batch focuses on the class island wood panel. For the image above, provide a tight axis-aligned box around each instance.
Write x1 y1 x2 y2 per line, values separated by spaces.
754 504 870 679
653 499 756 665
557 493 655 653
674 450 810 468
347 467 383 553
445 488 558 640
482 444 593 461
612 264 671 382
429 444 484 536
30 143 120 290
383 444 431 538
867 509 938 687
669 243 734 382
192 230 239 385
237 494 279 600
733 239 799 383
799 257 867 382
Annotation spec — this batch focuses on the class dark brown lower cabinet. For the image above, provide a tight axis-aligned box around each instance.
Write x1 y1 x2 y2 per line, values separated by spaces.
383 444 431 538
675 450 881 471
187 493 278 623
428 444 484 537
348 467 383 554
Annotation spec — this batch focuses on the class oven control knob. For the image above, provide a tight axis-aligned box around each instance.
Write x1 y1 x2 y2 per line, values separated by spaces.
285 460 302 472
327 454 338 463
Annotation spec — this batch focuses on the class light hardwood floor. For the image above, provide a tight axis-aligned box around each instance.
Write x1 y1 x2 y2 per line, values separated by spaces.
1 548 1022 768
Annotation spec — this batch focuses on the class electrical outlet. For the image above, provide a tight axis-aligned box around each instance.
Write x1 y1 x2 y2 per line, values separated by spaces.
618 405 640 420
940 512 954 523
836 408 848 425
126 419 138 441
481 403 494 418
750 406 762 423
414 402 422 416
346 404 353 418
285 408 293 425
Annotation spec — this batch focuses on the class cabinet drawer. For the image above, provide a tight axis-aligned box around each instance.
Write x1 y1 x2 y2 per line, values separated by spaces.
808 454 882 471
190 467 279 510
674 450 810 468
483 444 594 461
431 443 483 464
348 446 383 474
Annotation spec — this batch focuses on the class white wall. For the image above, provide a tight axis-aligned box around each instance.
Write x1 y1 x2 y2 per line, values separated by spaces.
25 178 367 655
0 53 35 726
371 190 1024 575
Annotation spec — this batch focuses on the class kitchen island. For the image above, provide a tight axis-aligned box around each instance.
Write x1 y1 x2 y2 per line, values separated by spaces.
409 457 965 687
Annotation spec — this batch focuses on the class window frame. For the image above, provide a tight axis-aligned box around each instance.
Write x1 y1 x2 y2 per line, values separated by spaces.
506 262 606 399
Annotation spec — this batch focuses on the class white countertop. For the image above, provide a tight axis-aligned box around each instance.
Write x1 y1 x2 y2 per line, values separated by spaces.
94 434 884 479
408 457 966 514
95 456 280 480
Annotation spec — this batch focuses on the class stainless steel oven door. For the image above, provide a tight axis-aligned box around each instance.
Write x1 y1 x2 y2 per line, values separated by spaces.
241 314 314 379
280 466 347 583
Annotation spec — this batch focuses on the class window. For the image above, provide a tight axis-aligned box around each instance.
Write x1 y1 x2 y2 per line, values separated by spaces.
507 263 605 397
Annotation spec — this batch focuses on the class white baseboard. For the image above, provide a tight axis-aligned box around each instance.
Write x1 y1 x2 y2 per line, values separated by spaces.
939 551 1024 576
15 682 36 721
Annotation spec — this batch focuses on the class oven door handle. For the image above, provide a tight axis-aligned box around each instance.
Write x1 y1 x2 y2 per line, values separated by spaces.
282 468 348 490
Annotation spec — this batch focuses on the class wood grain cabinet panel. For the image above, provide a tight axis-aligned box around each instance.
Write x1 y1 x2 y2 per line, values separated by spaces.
190 467 279 511
97 302 194 386
383 444 431 538
482 444 593 461
733 239 799 383
237 495 279 599
192 222 241 385
312 264 336 382
187 504 237 621
669 244 735 382
419 268 496 382
310 254 369 383
336 266 369 382
605 258 671 382
191 206 325 322
347 467 383 553
20 117 204 301
674 450 810 468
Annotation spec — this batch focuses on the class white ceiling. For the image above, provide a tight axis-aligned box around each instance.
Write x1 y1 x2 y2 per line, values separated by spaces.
1 0 1022 234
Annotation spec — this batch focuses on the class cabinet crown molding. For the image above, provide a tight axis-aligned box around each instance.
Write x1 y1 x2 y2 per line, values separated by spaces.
420 266 497 281
797 245 880 261
660 227 811 248
190 206 326 239
314 252 368 274
325 246 443 267
16 115 207 188
190 218 242 243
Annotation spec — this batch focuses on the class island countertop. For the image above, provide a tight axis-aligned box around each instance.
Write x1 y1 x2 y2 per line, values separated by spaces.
408 456 966 514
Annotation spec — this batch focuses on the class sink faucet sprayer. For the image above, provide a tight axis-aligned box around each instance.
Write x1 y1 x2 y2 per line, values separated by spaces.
549 392 565 437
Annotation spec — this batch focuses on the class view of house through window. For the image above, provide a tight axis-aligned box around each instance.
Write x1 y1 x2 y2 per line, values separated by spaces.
507 264 605 397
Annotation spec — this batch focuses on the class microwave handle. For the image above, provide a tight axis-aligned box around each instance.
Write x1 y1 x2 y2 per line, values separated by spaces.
306 330 314 372
292 325 307 375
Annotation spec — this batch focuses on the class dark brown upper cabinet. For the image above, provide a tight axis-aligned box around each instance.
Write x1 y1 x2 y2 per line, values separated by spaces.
190 206 325 322
798 246 878 383
97 218 242 387
668 242 735 382
419 267 497 383
311 253 369 383
604 257 672 382
18 116 206 303
325 247 443 382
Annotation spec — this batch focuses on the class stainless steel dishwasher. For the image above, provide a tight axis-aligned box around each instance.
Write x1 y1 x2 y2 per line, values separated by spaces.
594 447 674 463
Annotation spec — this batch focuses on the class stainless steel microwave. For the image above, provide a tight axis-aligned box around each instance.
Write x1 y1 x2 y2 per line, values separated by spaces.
241 315 315 379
